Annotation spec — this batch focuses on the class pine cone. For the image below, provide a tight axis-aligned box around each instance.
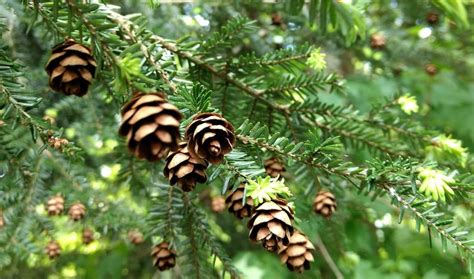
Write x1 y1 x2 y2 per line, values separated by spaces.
151 242 177 271
119 93 182 162
225 185 254 219
45 39 96 96
313 191 337 218
45 241 61 259
426 12 439 25
211 196 226 213
248 199 294 252
185 113 235 164
82 228 94 245
163 142 208 192
425 63 437 76
370 33 386 50
0 210 4 228
271 13 283 26
278 231 315 273
68 202 86 221
264 157 285 178
47 195 65 216
128 230 144 245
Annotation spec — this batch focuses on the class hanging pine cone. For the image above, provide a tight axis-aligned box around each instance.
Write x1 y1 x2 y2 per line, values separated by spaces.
45 39 96 96
264 157 286 178
45 240 61 259
370 33 386 50
225 184 254 219
151 242 177 271
0 210 4 228
248 199 294 252
82 228 94 245
313 191 337 218
185 112 235 164
128 230 144 245
425 63 437 76
46 195 65 216
119 93 182 162
211 196 226 213
68 202 86 221
278 231 315 273
426 11 439 25
271 13 283 26
163 142 208 192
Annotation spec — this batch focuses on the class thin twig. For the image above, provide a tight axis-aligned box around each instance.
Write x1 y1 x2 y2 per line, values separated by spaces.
314 233 344 279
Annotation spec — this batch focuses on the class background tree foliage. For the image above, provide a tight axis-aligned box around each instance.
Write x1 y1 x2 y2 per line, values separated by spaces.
0 0 473 278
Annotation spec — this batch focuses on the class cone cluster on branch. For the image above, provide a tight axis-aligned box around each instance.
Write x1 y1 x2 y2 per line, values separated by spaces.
248 199 294 252
47 195 65 216
185 112 235 164
163 142 208 192
128 230 144 245
313 191 337 218
82 228 94 245
68 202 86 221
45 241 61 259
278 231 315 273
226 185 254 219
151 242 177 271
119 92 182 162
45 39 96 96
264 157 286 178
370 33 386 50
211 196 226 213
47 137 69 151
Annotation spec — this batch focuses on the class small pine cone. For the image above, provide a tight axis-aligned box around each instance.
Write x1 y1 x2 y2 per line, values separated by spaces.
264 157 285 178
426 12 439 25
313 191 337 218
0 210 4 228
68 202 86 221
278 231 315 273
248 199 294 252
45 240 61 259
82 228 94 245
225 185 254 219
271 13 283 26
425 63 437 76
163 142 208 192
47 195 65 216
211 196 226 213
119 93 182 162
370 33 386 50
45 39 96 96
185 113 235 164
151 242 177 271
128 230 144 245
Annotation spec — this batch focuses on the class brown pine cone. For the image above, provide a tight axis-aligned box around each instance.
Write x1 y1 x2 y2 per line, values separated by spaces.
163 142 208 192
211 196 226 213
248 199 294 252
264 157 285 178
313 191 337 218
68 202 86 221
425 63 437 76
426 12 439 25
46 195 65 216
45 39 96 96
278 231 315 273
370 33 386 50
128 230 144 245
82 228 94 245
271 13 283 26
119 93 182 162
185 113 235 164
225 185 254 219
45 240 61 259
151 242 177 271
0 210 4 228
